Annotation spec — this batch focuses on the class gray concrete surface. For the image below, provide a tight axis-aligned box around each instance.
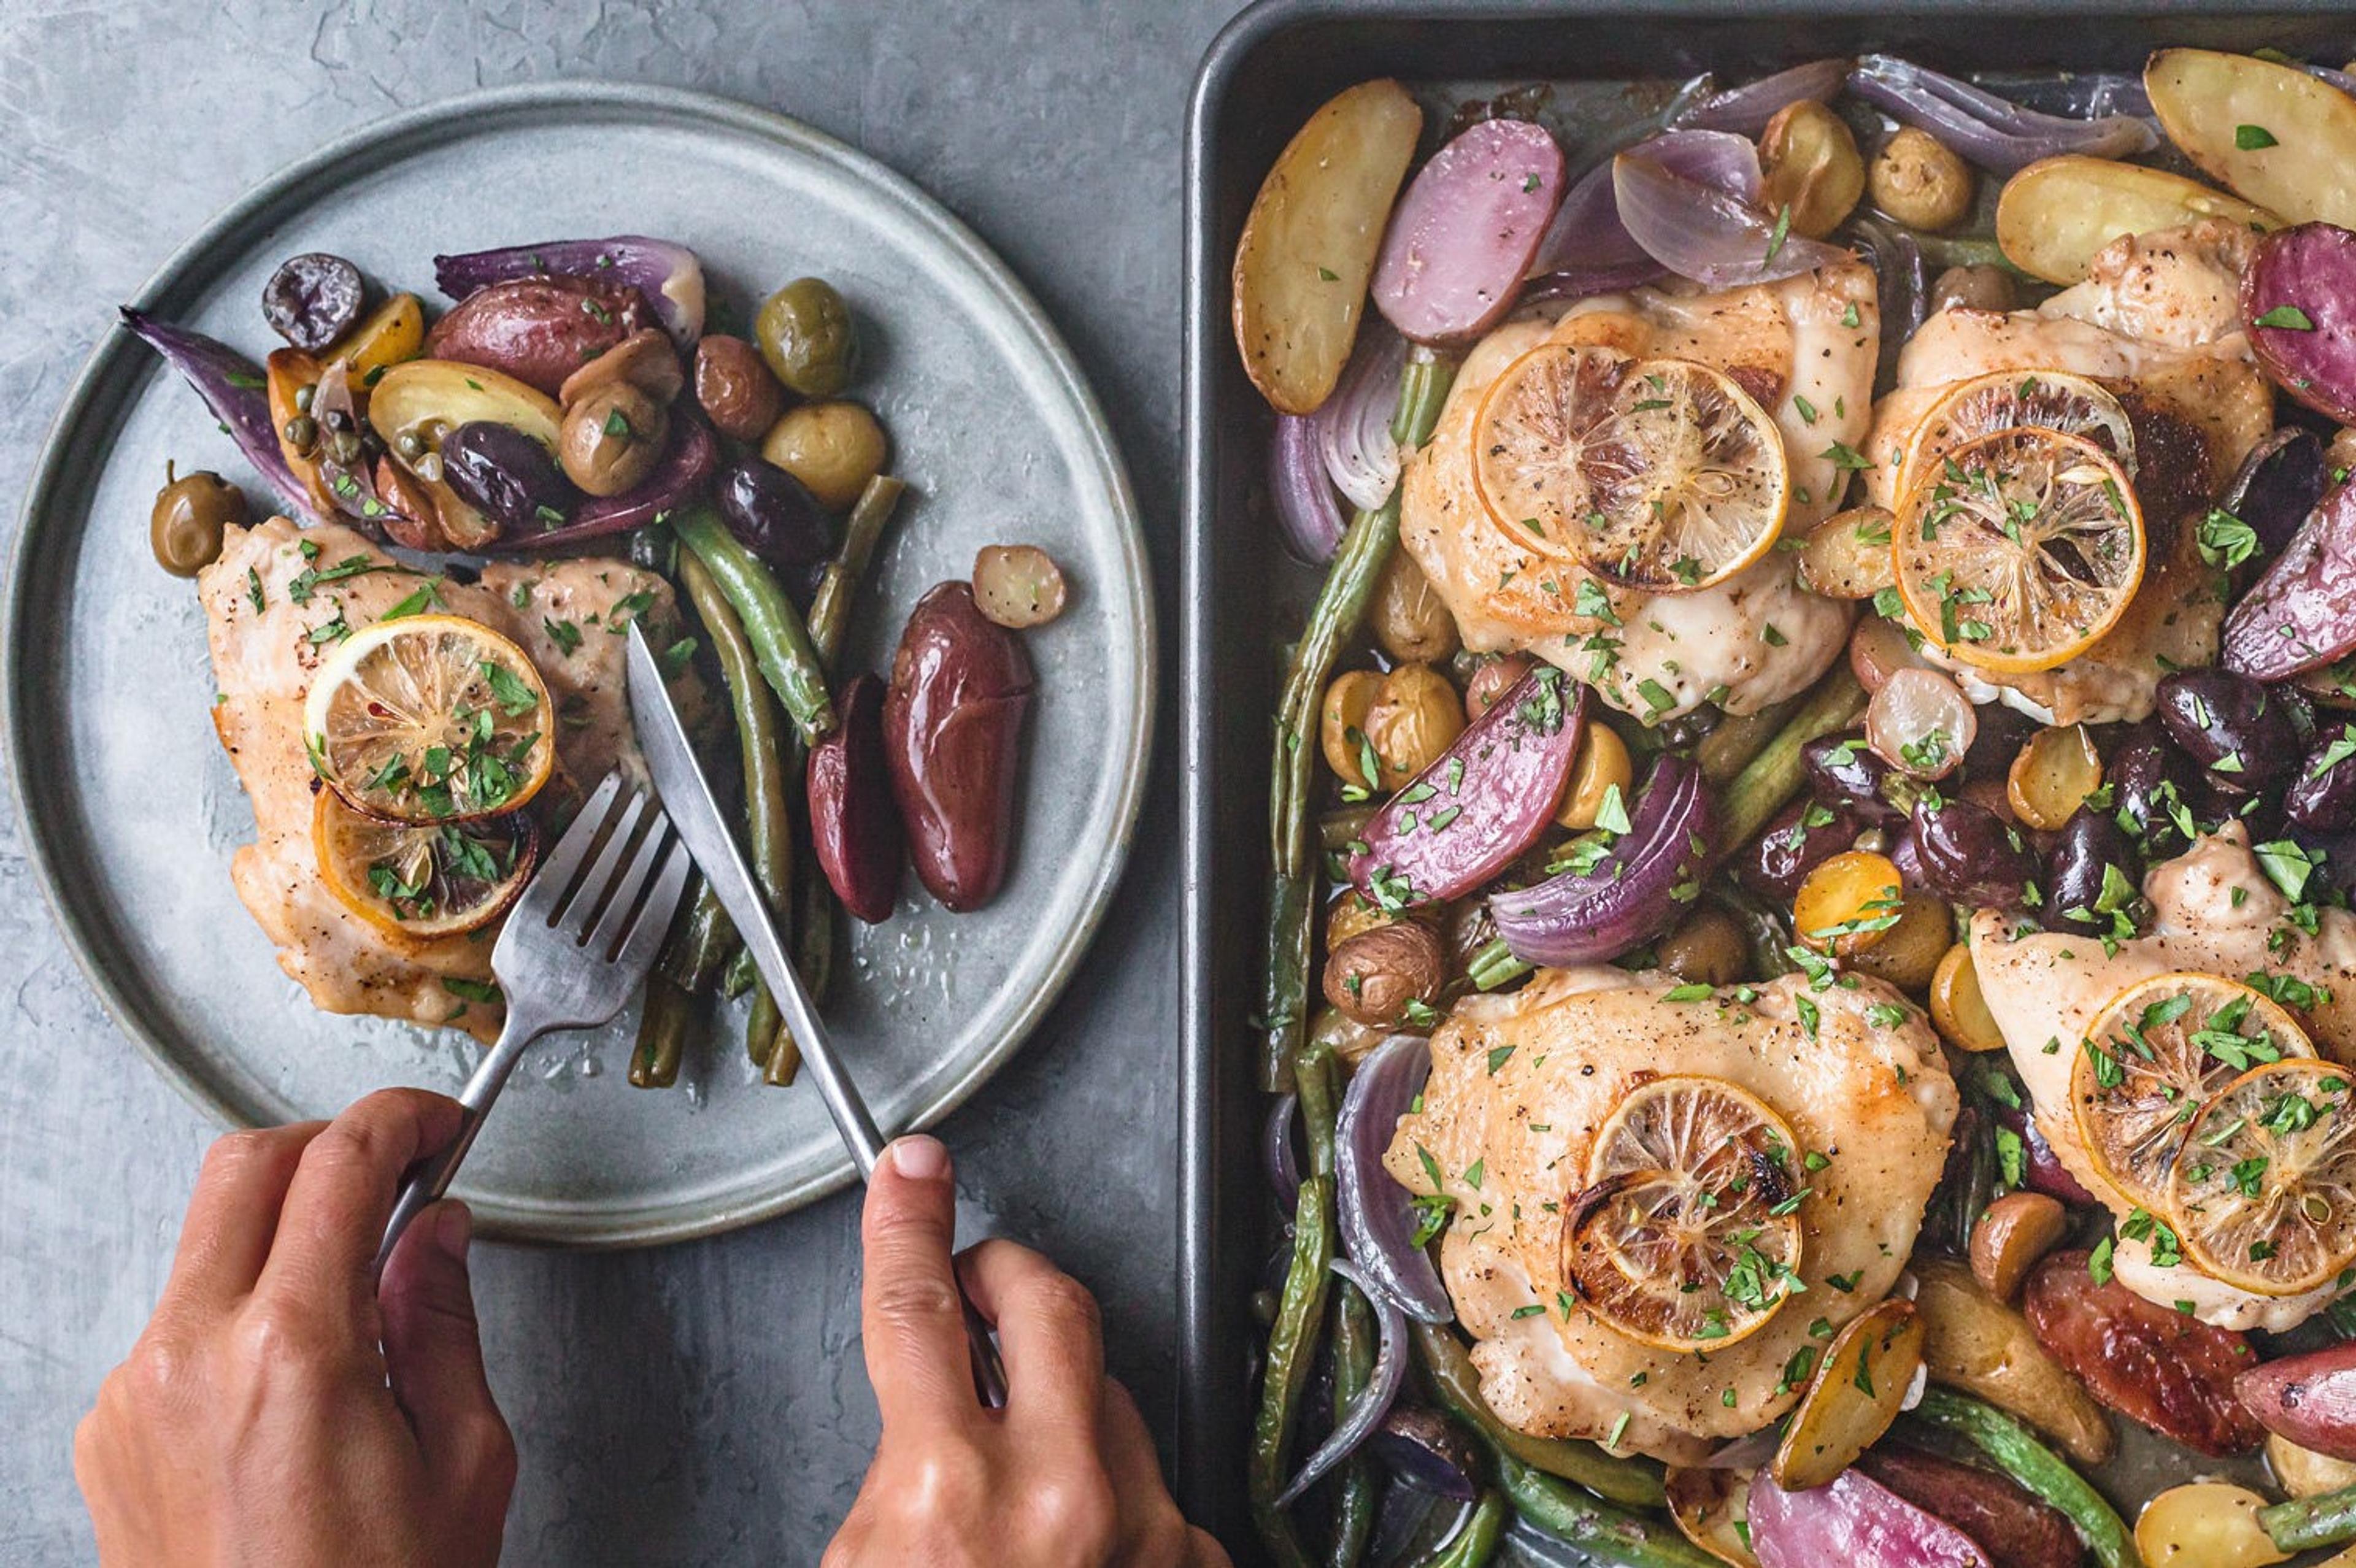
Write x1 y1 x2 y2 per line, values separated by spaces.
0 2 1243 1560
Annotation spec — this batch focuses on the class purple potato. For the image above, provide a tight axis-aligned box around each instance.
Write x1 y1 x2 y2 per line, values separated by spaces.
2222 477 2356 681
2238 1339 2356 1461
2222 426 2330 558
262 252 366 353
2244 223 2356 425
1851 1446 2079 1568
1372 119 1567 345
807 674 905 924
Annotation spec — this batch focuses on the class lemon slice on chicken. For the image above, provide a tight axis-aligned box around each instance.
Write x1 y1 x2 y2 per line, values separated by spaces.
1896 369 2137 501
1893 425 2145 674
1471 346 1790 592
2169 1059 2356 1296
312 790 537 940
2071 973 2317 1215
305 613 555 824
1563 1074 1806 1353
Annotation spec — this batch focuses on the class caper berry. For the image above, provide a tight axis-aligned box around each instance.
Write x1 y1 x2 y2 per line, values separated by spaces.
150 463 248 578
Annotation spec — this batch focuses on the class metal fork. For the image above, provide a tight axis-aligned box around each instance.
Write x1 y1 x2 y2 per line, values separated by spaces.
376 771 693 1270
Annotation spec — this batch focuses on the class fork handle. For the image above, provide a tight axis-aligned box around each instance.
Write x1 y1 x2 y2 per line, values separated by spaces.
375 1012 541 1274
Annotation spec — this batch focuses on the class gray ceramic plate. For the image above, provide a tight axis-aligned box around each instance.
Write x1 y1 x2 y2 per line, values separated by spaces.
4 82 1150 1247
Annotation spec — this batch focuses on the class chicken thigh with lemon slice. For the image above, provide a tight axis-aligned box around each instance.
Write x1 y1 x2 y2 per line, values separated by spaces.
198 515 682 1042
1859 218 2276 724
1382 964 1955 1462
1400 259 1877 724
1973 824 2356 1331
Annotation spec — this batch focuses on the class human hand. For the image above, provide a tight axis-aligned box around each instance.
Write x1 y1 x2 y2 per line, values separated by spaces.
75 1088 516 1567
825 1136 1231 1568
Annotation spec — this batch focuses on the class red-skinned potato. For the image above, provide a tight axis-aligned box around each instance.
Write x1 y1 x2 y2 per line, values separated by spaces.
1345 667 1588 907
2023 1250 2264 1456
424 276 655 396
883 583 1034 912
2238 1339 2356 1461
808 674 905 924
1371 118 1566 345
1852 1446 2079 1568
2244 223 2356 423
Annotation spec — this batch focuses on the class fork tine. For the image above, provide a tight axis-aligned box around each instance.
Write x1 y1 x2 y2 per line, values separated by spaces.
517 772 624 926
614 840 695 977
560 788 648 937
588 810 675 958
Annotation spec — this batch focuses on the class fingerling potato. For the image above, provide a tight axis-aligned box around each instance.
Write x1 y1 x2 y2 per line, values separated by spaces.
1996 155 2279 284
2147 48 2356 226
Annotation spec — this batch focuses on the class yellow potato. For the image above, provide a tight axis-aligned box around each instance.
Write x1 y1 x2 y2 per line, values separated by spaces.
1770 1298 1923 1491
2135 1482 2287 1567
1996 155 2280 284
2147 49 2356 227
1912 1258 2116 1465
1231 80 1422 415
1666 1468 1760 1567
2270 1429 2356 1498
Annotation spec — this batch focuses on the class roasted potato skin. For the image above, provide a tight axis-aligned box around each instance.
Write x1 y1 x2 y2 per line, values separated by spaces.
2238 1340 2356 1462
882 582 1035 913
1854 1445 2080 1568
1323 920 1444 1028
424 277 655 396
1869 126 1974 232
1912 1258 2116 1465
2023 1250 2265 1456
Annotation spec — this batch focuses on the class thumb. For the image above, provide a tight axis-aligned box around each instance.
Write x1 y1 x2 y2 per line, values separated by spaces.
379 1201 514 1491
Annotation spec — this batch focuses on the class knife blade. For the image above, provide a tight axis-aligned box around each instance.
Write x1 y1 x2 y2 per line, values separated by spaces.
624 623 886 1174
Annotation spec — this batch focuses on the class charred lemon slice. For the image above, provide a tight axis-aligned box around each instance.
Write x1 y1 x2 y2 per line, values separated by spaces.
304 613 555 824
2169 1059 2356 1296
1896 369 2137 501
1564 1073 1806 1352
1471 346 1790 593
1893 426 2145 674
312 790 536 940
2072 973 2317 1215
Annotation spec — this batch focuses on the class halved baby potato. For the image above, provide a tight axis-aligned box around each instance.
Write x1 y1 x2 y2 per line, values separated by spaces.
2147 48 2356 228
1769 1297 1924 1491
1996 155 2279 285
1231 79 1422 414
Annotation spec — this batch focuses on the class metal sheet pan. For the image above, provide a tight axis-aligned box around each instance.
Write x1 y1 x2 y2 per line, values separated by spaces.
1182 2 2351 1556
6 82 1152 1248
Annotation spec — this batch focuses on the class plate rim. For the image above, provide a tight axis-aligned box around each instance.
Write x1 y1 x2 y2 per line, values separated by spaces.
2 79 1155 1248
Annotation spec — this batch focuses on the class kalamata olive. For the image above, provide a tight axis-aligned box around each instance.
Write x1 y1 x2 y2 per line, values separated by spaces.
261 252 366 352
560 383 669 498
2221 426 2330 559
717 458 835 575
2109 720 2196 856
2155 668 2299 790
755 276 858 398
1366 1405 1480 1499
1912 791 2036 908
1735 796 1862 905
693 333 788 442
2041 805 2143 936
150 465 248 577
807 674 905 923
1964 699 2041 776
760 400 888 510
884 582 1034 912
2290 723 2356 831
1927 263 2016 315
441 421 577 535
1802 730 1903 823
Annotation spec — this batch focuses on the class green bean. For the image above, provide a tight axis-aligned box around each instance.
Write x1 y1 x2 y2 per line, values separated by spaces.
2262 1481 2356 1552
679 550 799 1077
1410 1491 1506 1568
1259 352 1456 1093
1328 1277 1377 1568
1250 1175 1334 1568
1906 1388 2142 1568
660 879 738 993
1412 1321 1666 1509
761 864 837 1088
672 504 836 745
1693 693 1801 783
629 973 695 1088
1715 666 1867 855
1320 806 1378 854
720 950 753 1000
1493 1453 1716 1568
807 475 906 668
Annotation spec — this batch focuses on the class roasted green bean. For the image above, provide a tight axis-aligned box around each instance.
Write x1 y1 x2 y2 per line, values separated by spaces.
1493 1454 1716 1568
1906 1388 2141 1568
1412 1321 1666 1508
2262 1480 2356 1552
807 474 906 667
673 504 836 746
1411 1492 1505 1568
660 880 737 993
679 550 799 1076
1250 1175 1334 1568
628 973 694 1088
1258 352 1456 1093
1328 1277 1378 1568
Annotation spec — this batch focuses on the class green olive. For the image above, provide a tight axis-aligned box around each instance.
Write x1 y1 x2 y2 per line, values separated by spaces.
559 383 668 498
754 277 857 398
150 464 247 577
759 401 888 510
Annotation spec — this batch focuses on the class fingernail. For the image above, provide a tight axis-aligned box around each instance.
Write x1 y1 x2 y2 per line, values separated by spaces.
434 1200 474 1262
890 1134 949 1180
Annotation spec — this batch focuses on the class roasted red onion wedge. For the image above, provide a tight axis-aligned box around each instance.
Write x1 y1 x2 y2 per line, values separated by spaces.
1489 755 1714 968
1334 1032 1450 1323
1848 54 2157 173
433 234 705 346
120 309 315 520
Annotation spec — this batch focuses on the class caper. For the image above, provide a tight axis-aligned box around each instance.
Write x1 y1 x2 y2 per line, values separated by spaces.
150 463 248 578
396 431 425 460
293 383 315 413
754 277 857 398
327 429 362 465
282 415 318 453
